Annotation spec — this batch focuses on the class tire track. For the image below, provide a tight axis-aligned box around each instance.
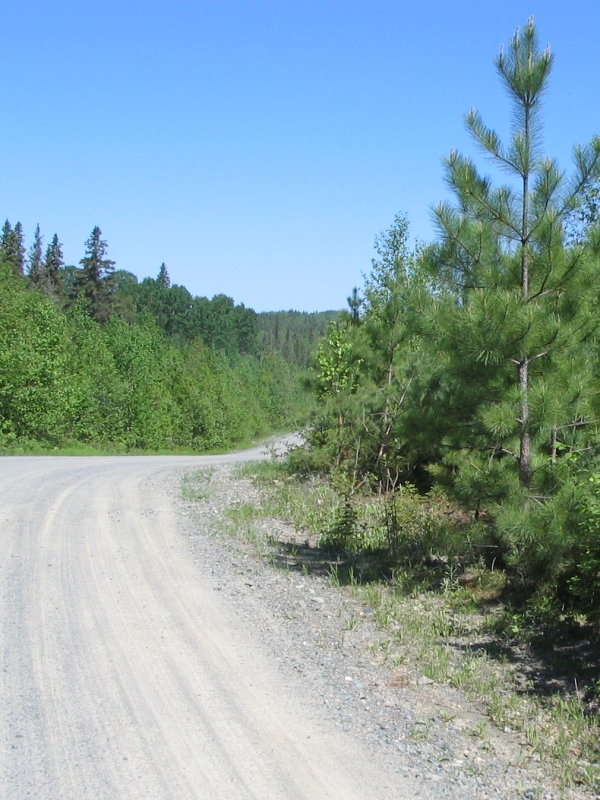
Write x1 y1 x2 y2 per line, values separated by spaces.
0 453 414 799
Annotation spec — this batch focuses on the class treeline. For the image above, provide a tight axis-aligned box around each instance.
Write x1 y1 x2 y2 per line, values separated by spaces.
299 21 600 617
2 220 334 364
0 226 310 451
257 310 339 368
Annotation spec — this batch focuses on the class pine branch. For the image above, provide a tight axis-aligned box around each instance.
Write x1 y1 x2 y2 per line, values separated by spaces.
466 109 521 174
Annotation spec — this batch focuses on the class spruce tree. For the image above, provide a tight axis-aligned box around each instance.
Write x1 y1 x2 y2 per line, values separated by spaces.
27 224 44 287
12 222 25 275
424 19 600 576
157 262 171 289
0 220 12 253
0 220 25 275
73 226 116 322
42 234 64 300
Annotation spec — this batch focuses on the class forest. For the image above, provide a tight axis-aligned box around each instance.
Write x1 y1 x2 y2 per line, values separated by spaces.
293 20 600 619
0 224 333 453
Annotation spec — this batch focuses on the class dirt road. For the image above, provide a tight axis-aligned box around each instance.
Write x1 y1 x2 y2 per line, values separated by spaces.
0 449 415 799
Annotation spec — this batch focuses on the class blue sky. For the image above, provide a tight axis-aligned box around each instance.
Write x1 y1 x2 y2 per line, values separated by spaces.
1 1 599 311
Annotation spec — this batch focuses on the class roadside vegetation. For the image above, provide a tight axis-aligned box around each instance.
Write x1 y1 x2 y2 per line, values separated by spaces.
208 20 600 791
204 457 600 792
297 21 600 632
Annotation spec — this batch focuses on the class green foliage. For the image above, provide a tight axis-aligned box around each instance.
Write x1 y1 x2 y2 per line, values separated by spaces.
157 262 170 289
566 471 600 617
321 491 359 550
72 226 116 322
41 234 64 301
420 20 600 583
0 258 307 452
303 213 429 487
0 218 318 455
118 269 259 355
27 224 43 288
256 310 339 369
314 322 361 400
301 20 600 616
1 220 25 276
380 484 439 562
0 259 73 444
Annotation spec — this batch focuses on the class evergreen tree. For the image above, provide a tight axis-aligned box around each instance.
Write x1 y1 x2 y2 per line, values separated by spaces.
27 224 44 287
0 220 25 275
235 303 258 355
0 220 12 258
13 222 25 275
422 19 600 576
157 262 171 289
256 310 338 369
347 288 362 324
73 226 116 322
42 234 64 300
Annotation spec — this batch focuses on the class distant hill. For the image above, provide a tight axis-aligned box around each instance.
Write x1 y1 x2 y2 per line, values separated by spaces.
257 310 339 369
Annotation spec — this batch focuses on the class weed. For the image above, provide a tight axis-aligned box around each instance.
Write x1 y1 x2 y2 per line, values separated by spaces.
439 710 456 723
375 608 391 627
329 564 341 588
410 721 431 741
225 503 261 524
379 639 392 659
420 645 452 683
450 654 480 689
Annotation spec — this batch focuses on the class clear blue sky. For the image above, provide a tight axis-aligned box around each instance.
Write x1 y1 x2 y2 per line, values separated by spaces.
1 1 599 311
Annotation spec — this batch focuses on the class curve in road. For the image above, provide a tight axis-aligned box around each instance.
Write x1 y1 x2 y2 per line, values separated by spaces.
0 448 412 799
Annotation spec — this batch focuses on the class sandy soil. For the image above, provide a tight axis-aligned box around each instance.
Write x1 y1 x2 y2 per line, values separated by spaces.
0 448 418 799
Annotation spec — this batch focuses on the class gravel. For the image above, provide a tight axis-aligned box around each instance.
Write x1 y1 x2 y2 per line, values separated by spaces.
173 463 597 800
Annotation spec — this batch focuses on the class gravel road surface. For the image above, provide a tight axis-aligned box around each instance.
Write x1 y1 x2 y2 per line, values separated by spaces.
0 448 419 799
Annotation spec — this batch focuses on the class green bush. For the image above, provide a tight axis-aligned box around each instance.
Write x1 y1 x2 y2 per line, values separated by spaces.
566 472 600 618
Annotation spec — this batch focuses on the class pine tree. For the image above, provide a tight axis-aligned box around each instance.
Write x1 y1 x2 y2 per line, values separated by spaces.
157 262 171 289
73 226 116 322
27 224 44 286
0 220 25 275
347 288 362 324
424 19 600 576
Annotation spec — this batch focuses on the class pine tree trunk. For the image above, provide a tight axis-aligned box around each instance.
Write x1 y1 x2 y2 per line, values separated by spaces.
519 102 531 489
519 359 531 487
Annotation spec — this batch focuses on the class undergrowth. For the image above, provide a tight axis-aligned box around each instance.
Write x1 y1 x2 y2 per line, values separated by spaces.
232 459 600 792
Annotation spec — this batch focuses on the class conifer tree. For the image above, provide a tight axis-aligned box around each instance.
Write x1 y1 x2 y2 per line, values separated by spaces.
0 220 12 255
12 222 25 275
424 19 600 575
27 224 44 286
73 226 116 322
42 234 64 300
157 262 171 289
347 288 362 324
0 220 25 275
